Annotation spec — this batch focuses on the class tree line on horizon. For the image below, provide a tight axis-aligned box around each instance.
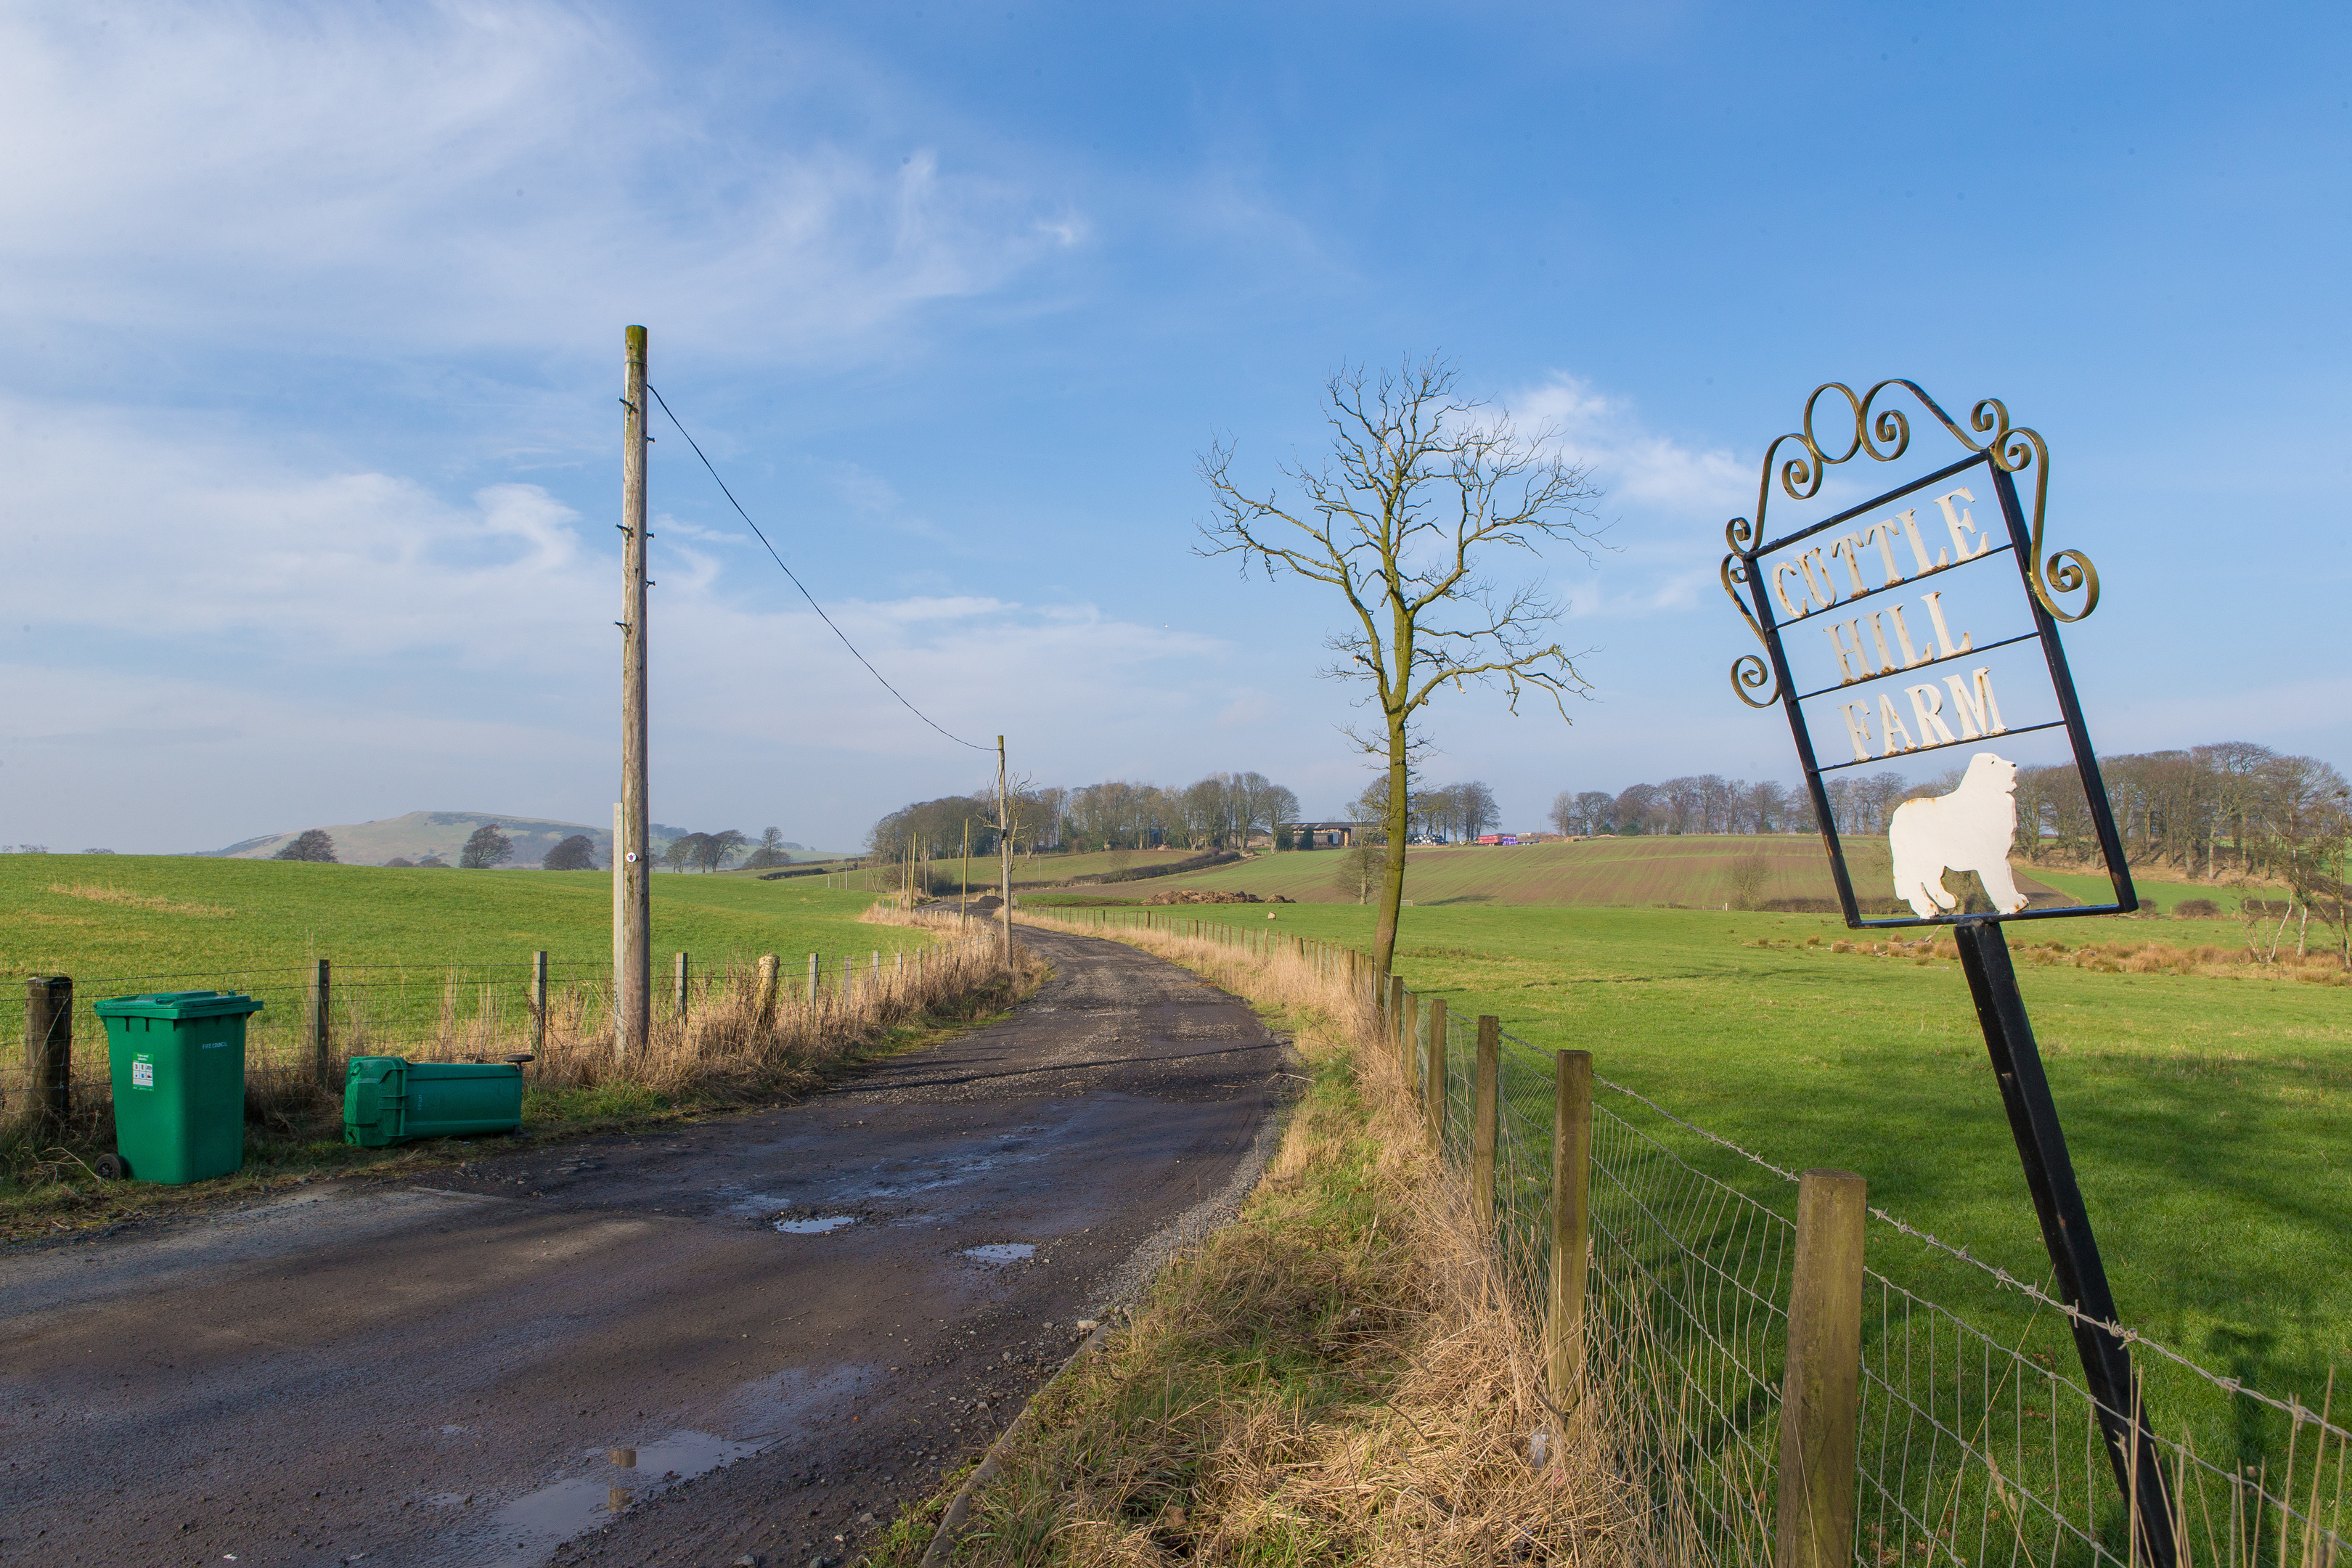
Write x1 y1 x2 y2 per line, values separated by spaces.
258 823 801 873
867 772 1536 863
1548 740 2349 882
870 772 1310 860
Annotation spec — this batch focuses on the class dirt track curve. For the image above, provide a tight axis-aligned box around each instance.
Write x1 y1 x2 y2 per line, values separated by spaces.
0 924 1288 1568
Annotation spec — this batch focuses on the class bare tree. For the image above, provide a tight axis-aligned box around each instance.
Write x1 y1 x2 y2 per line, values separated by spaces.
697 829 748 873
1336 841 1383 905
273 829 338 863
1614 783 1659 835
458 823 513 869
1458 780 1498 840
1726 853 1773 911
542 834 597 871
1549 790 1580 839
1201 356 1604 973
662 833 706 873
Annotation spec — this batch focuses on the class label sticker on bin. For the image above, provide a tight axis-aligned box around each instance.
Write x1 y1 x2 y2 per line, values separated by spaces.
132 1057 154 1089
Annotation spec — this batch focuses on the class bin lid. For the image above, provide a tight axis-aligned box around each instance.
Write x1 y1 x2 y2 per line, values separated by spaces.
94 990 266 1019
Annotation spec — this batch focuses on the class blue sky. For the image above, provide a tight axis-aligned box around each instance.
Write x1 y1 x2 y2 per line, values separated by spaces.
4 1 2345 854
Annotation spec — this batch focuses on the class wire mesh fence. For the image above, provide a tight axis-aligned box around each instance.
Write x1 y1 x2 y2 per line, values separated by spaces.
1391 995 2350 1568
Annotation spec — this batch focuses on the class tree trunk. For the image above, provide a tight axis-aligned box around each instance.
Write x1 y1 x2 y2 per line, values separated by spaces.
1373 709 1410 974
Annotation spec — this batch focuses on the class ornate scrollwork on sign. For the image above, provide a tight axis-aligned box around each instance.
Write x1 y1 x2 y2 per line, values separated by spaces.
1720 380 2099 705
1720 555 1778 707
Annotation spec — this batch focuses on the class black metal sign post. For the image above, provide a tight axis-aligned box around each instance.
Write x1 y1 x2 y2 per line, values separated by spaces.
1720 382 2176 1568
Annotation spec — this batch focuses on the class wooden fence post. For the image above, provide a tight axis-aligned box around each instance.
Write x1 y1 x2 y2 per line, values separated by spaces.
1471 1013 1497 1225
1421 995 1445 1149
1548 1048 1593 1407
674 952 690 1018
23 976 70 1137
807 952 819 1003
530 950 549 1058
1385 974 1403 1062
311 958 332 1089
1403 989 1421 1081
754 954 779 1028
1776 1169 1868 1568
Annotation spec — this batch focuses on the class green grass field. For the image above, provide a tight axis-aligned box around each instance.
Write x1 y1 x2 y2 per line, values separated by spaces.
4 855 932 981
1050 898 2352 1479
0 855 945 1074
0 856 1009 1214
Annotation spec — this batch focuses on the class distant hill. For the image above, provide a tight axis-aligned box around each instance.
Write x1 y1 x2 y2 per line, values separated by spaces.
195 812 713 868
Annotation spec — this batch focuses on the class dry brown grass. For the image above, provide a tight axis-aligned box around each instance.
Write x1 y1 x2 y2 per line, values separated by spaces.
44 881 234 918
877 912 1654 1567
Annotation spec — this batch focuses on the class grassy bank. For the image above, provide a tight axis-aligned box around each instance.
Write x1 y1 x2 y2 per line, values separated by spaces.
882 920 1627 1567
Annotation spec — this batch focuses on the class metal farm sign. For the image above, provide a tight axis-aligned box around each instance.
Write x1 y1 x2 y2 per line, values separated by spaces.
1719 380 2182 1568
1720 380 2135 929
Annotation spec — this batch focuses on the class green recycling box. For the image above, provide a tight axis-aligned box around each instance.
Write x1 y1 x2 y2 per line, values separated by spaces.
93 991 265 1185
343 1056 524 1147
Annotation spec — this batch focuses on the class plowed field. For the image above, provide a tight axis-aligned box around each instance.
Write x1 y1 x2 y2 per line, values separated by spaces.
1095 836 1903 907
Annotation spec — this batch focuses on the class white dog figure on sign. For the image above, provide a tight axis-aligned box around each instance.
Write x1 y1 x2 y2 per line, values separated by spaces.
1887 752 2030 920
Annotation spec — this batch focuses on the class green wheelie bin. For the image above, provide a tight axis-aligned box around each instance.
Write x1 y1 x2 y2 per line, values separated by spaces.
344 1055 526 1147
91 990 265 1184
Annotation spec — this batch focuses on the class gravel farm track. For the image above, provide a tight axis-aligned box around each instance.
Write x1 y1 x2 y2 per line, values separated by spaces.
0 926 1289 1568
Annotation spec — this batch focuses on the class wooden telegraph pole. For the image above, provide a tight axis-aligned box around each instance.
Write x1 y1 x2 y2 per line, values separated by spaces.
996 736 1013 973
614 324 653 1061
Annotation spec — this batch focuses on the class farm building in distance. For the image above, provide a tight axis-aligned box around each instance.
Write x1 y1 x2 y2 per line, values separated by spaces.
1291 822 1366 849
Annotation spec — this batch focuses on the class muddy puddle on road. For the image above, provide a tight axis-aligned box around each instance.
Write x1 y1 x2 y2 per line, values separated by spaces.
962 1243 1036 1262
722 1127 1061 1222
452 1365 862 1567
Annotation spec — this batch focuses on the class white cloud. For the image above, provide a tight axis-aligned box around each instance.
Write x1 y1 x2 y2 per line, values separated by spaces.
657 517 751 546
1509 375 1752 519
0 397 1270 847
0 2 1080 361
1495 372 1755 624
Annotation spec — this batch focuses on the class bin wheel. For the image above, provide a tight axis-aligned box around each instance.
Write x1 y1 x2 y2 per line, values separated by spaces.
95 1153 129 1181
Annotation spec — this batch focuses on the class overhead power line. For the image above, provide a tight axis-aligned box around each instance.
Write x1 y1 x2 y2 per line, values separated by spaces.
645 383 992 753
